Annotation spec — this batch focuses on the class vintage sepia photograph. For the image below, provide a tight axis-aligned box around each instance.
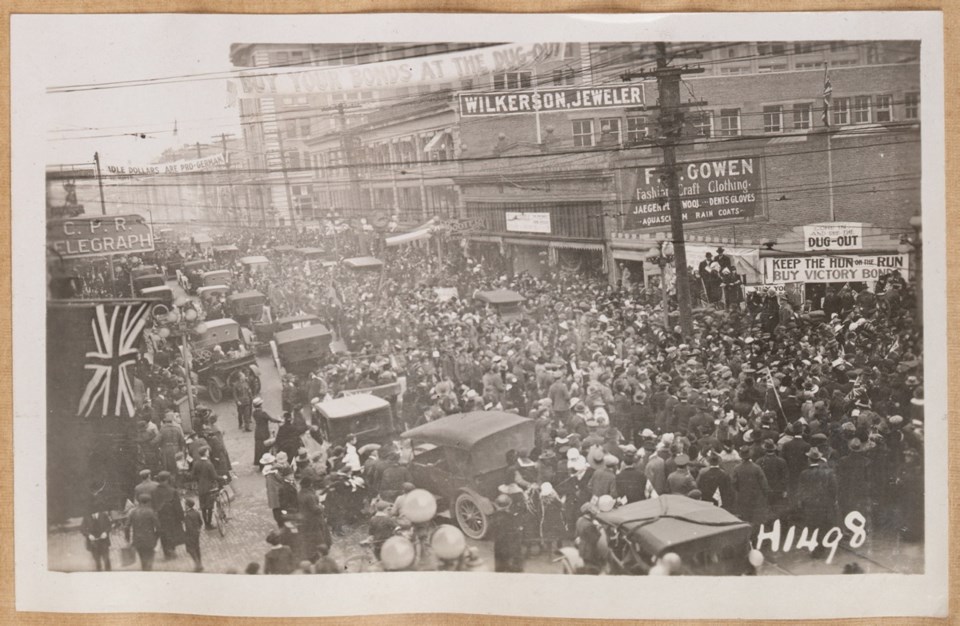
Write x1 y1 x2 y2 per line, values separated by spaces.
12 11 948 620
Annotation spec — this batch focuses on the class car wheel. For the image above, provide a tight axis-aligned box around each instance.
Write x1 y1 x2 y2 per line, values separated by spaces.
207 378 223 403
455 493 488 540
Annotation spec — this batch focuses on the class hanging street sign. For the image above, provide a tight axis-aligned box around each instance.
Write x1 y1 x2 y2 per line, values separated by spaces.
48 214 155 259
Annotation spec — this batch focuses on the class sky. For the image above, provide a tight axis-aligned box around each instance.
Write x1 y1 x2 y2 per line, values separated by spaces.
41 16 243 166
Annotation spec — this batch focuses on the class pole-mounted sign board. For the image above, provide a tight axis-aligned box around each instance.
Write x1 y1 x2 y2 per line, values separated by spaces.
48 214 155 259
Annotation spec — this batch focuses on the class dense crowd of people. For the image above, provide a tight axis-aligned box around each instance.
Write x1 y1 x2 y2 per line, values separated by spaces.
71 224 923 574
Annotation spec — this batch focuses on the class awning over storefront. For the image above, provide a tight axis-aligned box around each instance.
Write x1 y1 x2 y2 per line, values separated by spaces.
504 238 549 247
550 241 604 251
612 249 648 263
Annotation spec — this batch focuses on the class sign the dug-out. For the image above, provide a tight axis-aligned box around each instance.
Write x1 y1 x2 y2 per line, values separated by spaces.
624 156 761 229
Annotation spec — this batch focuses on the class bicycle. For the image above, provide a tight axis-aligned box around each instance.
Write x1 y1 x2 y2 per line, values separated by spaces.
210 477 232 537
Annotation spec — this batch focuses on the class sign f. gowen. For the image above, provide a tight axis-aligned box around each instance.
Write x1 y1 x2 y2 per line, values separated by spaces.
624 156 761 229
48 215 154 259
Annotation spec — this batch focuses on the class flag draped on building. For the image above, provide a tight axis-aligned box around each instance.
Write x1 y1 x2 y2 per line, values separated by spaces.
48 301 150 522
821 67 833 127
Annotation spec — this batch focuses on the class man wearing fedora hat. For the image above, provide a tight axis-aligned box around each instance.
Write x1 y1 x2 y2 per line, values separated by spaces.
732 448 770 528
697 450 735 511
756 439 789 514
797 448 839 555
837 438 872 520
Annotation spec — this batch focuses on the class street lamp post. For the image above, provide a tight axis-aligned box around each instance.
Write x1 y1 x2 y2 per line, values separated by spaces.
647 233 675 330
157 296 208 421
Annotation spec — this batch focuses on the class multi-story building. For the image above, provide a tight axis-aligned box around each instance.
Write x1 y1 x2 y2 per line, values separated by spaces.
229 43 476 232
230 40 921 297
455 40 921 296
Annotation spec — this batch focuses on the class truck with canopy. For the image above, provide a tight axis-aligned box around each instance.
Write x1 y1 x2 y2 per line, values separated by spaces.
191 318 261 403
475 289 526 320
313 394 395 447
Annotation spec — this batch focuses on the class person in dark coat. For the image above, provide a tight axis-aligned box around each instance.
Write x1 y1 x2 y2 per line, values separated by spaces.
128 493 160 571
275 411 307 463
80 503 112 571
836 438 872 520
134 469 159 503
202 416 232 477
731 448 770 528
797 448 840 554
263 530 295 574
697 450 736 511
780 424 811 500
490 494 524 572
157 415 186 477
192 447 220 530
253 397 283 468
755 439 789 515
152 471 185 559
183 498 204 572
615 452 647 503
557 457 594 538
667 454 697 496
297 477 330 563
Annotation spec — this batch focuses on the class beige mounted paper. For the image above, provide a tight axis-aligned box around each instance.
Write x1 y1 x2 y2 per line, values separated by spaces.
10 10 947 620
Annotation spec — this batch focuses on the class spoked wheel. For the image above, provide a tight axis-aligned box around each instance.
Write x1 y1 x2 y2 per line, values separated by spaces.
216 491 229 537
207 378 224 403
454 493 488 540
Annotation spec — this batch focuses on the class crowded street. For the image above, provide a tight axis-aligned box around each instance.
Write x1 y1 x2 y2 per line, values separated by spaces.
46 230 924 576
40 38 928 579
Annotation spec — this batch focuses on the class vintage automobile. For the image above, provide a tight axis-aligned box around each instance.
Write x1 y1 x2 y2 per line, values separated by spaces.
400 411 535 539
275 314 322 333
294 247 328 260
589 495 756 576
254 313 322 354
342 256 384 271
240 255 271 274
191 318 261 403
272 324 333 376
196 284 230 304
475 289 526 321
191 233 213 253
226 290 266 323
312 393 396 447
201 269 233 288
130 265 162 281
133 273 167 294
182 259 209 291
212 244 240 263
139 285 175 307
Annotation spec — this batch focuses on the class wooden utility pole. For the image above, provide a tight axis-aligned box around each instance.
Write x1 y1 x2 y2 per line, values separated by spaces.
337 103 369 252
624 43 704 337
219 132 239 222
93 151 107 215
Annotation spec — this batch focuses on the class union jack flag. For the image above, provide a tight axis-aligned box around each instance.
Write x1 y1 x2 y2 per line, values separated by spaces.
77 303 149 418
